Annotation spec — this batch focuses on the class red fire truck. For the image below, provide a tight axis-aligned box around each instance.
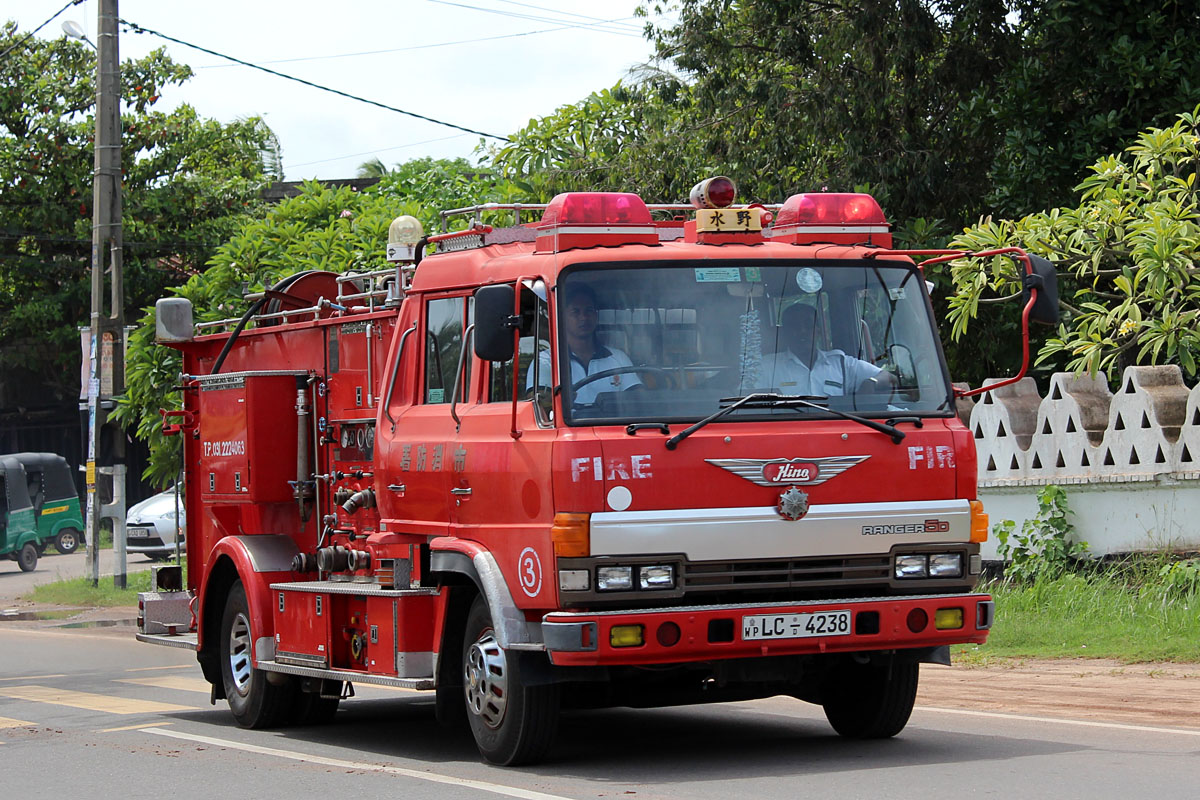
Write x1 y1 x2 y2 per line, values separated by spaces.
137 178 1057 765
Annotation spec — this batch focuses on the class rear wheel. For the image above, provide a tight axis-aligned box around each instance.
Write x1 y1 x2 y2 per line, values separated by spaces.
220 580 292 728
17 543 38 572
462 595 559 766
55 528 81 555
822 656 918 739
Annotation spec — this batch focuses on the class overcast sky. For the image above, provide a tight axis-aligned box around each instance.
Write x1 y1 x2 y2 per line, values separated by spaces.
9 1 664 180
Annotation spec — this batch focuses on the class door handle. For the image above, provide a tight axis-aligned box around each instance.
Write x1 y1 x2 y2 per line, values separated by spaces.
387 484 405 492
450 488 472 496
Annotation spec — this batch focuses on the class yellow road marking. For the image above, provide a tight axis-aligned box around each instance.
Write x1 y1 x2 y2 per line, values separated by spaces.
116 676 211 694
0 685 193 714
124 665 191 673
0 716 35 729
0 674 67 682
100 721 175 733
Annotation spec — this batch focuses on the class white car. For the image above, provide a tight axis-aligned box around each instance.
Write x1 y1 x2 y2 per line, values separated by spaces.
126 488 185 560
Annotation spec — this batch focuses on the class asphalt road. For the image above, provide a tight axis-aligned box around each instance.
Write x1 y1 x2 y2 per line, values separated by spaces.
1 626 1198 799
0 548 165 606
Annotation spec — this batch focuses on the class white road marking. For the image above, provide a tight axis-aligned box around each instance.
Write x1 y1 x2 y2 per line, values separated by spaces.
0 685 194 714
0 674 68 682
0 716 35 728
125 665 192 672
117 676 212 693
100 721 175 733
145 728 576 800
914 705 1200 737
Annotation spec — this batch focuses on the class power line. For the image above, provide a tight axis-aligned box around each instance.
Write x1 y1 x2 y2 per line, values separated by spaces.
0 0 84 62
120 19 511 143
487 0 643 32
287 134 469 170
424 0 642 37
196 17 644 70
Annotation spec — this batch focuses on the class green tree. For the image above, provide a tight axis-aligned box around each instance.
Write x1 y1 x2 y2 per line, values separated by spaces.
947 108 1200 382
0 22 280 403
120 161 522 484
984 0 1200 216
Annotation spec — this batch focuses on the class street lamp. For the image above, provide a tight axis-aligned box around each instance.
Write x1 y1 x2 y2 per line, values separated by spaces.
61 20 96 49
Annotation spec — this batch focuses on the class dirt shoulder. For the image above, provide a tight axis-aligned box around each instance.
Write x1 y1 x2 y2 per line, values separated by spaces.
919 659 1200 730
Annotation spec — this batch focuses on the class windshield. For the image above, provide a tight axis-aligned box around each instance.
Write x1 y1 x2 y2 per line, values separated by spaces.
556 261 951 425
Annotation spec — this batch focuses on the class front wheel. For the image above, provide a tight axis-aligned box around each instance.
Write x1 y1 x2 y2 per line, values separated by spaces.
55 528 81 555
462 596 559 766
220 580 293 728
17 543 38 572
822 656 918 739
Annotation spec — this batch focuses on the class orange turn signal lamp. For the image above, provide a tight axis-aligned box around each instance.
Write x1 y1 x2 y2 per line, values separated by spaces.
552 512 590 557
969 500 989 543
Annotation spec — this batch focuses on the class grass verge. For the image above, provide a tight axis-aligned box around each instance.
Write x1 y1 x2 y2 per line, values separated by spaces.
955 565 1200 664
28 564 183 607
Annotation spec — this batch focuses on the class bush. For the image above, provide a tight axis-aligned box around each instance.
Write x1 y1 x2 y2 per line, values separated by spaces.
994 484 1089 582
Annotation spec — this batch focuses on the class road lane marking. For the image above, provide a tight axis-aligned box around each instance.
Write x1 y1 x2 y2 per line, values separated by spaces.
0 685 194 714
125 665 192 673
0 716 35 728
0 674 68 682
915 705 1200 737
117 676 212 694
100 721 175 733
146 728 575 800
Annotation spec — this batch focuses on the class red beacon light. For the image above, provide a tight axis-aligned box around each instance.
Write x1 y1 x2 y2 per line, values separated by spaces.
689 176 737 209
769 192 892 247
535 192 658 252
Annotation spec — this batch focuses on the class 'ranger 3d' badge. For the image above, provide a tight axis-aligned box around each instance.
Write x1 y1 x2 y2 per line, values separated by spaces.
777 487 810 521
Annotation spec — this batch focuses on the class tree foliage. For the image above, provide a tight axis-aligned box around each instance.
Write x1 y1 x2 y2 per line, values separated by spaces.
0 22 280 401
948 108 1200 381
120 159 521 484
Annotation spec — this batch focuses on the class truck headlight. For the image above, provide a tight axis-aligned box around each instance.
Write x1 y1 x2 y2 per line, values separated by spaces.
929 553 963 578
895 554 928 579
597 566 633 591
638 565 675 590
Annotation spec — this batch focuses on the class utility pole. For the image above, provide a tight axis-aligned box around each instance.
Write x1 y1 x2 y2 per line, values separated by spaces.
83 0 127 588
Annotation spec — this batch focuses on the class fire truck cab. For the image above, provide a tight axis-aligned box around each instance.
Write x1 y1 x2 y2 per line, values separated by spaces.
139 179 1056 765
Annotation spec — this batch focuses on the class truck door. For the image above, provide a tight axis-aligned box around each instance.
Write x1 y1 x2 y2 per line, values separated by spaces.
451 283 557 608
376 293 472 537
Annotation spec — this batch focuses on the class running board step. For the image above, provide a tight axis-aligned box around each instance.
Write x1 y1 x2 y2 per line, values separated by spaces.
136 632 199 651
257 659 435 690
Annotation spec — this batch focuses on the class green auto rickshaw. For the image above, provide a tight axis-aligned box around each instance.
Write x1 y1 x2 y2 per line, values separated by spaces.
1 455 42 571
12 453 85 555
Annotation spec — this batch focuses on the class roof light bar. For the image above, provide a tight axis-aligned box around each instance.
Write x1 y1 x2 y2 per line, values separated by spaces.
770 192 891 247
536 192 658 253
689 176 737 209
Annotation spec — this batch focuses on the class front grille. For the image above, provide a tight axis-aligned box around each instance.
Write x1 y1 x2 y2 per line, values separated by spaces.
684 555 892 593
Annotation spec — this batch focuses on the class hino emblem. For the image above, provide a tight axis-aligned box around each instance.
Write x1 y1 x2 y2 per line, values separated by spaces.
777 487 810 521
706 455 870 487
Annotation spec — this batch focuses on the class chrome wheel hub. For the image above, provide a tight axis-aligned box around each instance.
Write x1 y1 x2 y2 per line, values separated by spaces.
227 611 253 696
464 631 507 729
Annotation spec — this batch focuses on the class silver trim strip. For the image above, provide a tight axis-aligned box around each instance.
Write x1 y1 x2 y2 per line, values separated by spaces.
270 580 439 598
590 500 971 561
135 632 198 651
544 591 988 619
257 660 434 690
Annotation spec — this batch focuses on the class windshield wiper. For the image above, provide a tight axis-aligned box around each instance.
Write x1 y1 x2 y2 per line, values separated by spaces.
664 392 905 450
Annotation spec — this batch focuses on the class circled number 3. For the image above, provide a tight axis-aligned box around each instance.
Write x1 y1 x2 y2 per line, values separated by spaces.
518 547 542 598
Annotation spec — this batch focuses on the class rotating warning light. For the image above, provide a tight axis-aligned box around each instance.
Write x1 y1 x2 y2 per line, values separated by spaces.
386 214 425 262
770 192 891 247
536 192 658 252
689 176 737 209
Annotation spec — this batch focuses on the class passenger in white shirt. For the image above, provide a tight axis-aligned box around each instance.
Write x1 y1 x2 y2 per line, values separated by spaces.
530 283 643 406
764 303 894 397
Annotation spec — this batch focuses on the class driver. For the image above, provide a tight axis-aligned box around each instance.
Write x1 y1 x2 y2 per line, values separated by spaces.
765 303 894 397
532 283 643 405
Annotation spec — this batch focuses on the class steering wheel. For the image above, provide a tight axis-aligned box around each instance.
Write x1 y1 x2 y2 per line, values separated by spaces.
572 365 671 393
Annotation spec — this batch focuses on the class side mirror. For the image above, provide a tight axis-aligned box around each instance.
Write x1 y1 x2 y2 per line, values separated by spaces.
474 284 516 362
1022 255 1059 326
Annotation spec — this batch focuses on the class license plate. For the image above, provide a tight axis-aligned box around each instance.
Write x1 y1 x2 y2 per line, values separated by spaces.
742 610 852 640
128 528 151 539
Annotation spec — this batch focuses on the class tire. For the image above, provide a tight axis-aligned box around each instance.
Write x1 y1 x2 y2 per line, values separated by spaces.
462 595 559 766
220 580 293 728
55 528 81 555
17 543 38 572
822 656 919 739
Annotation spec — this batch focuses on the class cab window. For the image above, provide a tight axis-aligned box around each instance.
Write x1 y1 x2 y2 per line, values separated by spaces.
424 296 472 404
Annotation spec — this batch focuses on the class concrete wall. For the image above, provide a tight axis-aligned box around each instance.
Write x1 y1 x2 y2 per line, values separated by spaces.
964 366 1200 558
